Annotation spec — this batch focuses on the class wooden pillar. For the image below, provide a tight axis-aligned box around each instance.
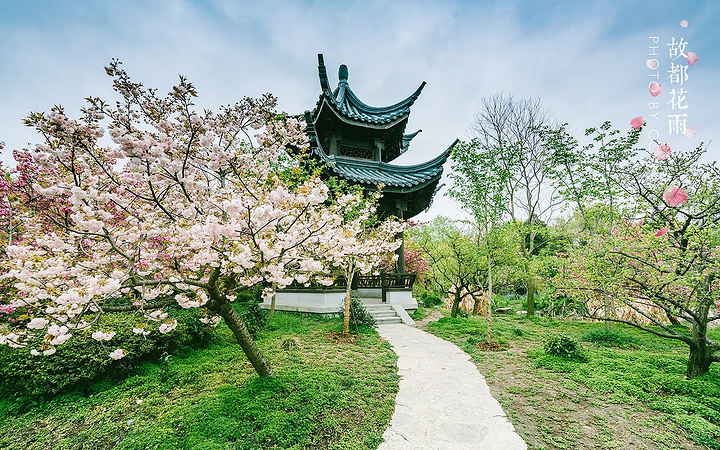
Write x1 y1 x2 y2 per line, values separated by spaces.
396 233 406 274
395 199 407 274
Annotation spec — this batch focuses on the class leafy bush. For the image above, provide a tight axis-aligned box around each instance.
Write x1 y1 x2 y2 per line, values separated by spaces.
421 293 442 307
583 327 638 348
0 308 211 401
237 302 268 337
339 297 376 331
410 307 426 321
544 334 587 361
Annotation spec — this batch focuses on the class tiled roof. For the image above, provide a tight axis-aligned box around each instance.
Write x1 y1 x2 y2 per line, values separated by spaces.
315 54 425 126
325 153 448 188
303 110 456 190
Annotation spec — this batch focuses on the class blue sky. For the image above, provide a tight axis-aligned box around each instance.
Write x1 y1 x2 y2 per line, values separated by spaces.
1 0 718 220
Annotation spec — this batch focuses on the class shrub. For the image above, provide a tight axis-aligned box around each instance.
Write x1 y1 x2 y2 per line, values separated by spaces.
583 327 638 348
0 307 211 401
339 297 376 331
544 334 587 361
421 293 442 307
238 302 268 337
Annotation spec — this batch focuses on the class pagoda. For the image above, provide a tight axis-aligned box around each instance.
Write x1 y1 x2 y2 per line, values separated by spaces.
262 55 455 317
304 54 457 273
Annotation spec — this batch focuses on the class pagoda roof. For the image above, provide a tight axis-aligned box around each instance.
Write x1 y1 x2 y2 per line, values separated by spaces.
314 54 425 127
304 112 456 192
323 147 454 191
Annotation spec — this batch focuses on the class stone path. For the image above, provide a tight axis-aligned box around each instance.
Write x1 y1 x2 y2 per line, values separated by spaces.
377 324 527 450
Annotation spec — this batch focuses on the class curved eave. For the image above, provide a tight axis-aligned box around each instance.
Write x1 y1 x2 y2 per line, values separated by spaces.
321 139 458 191
313 96 409 130
334 82 426 116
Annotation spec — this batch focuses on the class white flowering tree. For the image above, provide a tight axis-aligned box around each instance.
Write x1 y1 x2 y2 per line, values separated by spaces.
0 61 374 377
322 194 404 336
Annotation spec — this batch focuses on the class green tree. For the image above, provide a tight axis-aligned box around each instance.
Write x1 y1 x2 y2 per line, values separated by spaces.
547 123 720 378
449 140 512 339
466 94 561 315
413 218 485 319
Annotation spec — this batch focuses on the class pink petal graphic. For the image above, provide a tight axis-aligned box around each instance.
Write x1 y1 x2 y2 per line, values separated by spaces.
664 186 688 207
684 127 696 138
655 228 669 237
649 82 662 97
654 144 671 160
680 19 689 28
687 52 699 66
646 59 659 70
630 116 645 130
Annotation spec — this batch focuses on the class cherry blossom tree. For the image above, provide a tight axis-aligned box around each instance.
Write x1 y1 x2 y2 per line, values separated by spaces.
0 61 378 377
546 122 720 378
322 196 404 336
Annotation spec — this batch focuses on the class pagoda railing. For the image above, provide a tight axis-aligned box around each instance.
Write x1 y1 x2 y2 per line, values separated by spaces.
282 273 416 302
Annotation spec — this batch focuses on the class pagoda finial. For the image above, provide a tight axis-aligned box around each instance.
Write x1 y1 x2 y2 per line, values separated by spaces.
338 64 348 85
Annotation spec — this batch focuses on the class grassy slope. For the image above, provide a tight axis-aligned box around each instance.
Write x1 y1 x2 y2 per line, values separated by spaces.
0 312 399 450
427 309 720 450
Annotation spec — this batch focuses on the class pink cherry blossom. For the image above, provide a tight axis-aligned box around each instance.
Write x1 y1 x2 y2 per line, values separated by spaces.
0 62 404 376
684 127 696 138
649 82 662 97
631 116 645 130
664 186 689 207
687 52 699 66
109 349 126 360
655 228 669 237
654 144 671 160
680 19 689 28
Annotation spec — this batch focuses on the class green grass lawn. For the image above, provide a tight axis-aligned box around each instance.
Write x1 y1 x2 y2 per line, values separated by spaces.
0 312 399 450
427 309 720 450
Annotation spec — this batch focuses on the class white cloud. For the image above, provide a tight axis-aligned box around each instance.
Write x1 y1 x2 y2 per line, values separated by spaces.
1 0 717 220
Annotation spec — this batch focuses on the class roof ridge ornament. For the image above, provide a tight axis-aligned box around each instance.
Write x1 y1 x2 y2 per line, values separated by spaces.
338 64 349 85
318 54 330 93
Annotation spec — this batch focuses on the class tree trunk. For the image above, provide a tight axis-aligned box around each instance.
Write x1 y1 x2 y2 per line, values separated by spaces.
526 280 535 316
687 319 713 379
268 282 278 320
343 275 353 337
209 299 274 377
487 259 493 343
473 294 483 315
451 289 461 318
602 290 610 330
687 343 712 379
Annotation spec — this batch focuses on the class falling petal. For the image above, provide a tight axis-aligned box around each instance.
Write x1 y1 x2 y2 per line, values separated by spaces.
687 52 699 66
646 59 659 70
664 186 688 207
654 144 671 160
684 127 696 138
680 19 689 28
655 228 669 237
631 116 645 130
649 82 662 97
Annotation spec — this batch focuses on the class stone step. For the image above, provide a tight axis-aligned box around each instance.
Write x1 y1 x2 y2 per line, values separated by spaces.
375 316 403 325
371 311 398 318
363 303 393 309
364 305 395 312
363 302 403 325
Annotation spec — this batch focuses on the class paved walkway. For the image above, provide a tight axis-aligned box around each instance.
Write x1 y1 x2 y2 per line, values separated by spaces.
377 324 527 450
